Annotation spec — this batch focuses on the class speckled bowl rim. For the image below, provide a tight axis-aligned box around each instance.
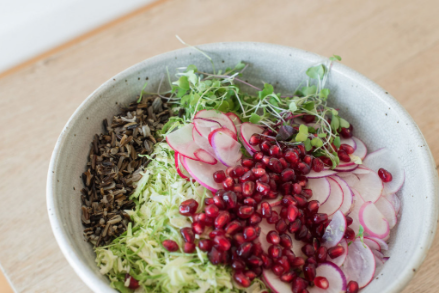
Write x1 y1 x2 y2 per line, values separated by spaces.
47 42 438 293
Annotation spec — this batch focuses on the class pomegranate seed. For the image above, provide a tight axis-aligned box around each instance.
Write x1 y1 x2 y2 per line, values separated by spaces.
292 277 308 293
311 157 324 172
180 227 195 243
296 225 309 240
222 177 235 190
268 157 283 173
204 198 214 205
192 221 205 235
292 183 302 195
225 167 234 176
213 195 226 209
314 224 324 237
280 206 288 219
289 219 302 233
280 271 297 283
205 204 219 218
260 141 272 153
253 192 263 203
253 266 263 277
179 199 198 216
208 246 223 265
253 151 264 161
346 215 353 226
231 165 246 178
256 181 271 195
252 241 263 256
247 255 263 267
269 172 281 182
261 253 272 269
272 264 285 276
213 170 226 183
297 162 311 175
222 191 238 209
302 188 313 199
237 205 254 219
266 190 278 199
339 144 354 154
294 194 308 207
316 246 327 262
252 167 267 177
233 184 242 194
162 239 179 252
346 281 359 293
303 155 312 165
378 168 393 182
242 158 255 168
261 155 271 166
281 168 296 182
257 174 270 184
234 271 251 288
232 259 246 270
281 182 293 195
281 195 295 207
303 263 316 282
297 175 308 187
241 181 255 197
237 242 253 258
290 256 305 268
314 276 329 289
267 230 280 244
284 150 300 166
233 233 246 246
243 226 258 241
276 219 288 233
240 170 255 183
313 213 328 224
193 213 208 225
340 127 353 138
248 213 262 226
297 145 306 157
224 220 243 235
244 270 257 281
249 134 262 146
209 229 226 239
215 211 231 229
279 234 292 248
255 226 262 237
267 210 280 224
301 244 315 257
269 145 282 158
328 245 345 259
344 227 356 241
213 235 231 251
307 200 320 214
279 157 289 169
321 156 332 166
338 149 351 162
287 205 299 222
125 274 140 289
276 255 291 272
244 197 257 207
260 201 272 218
268 244 283 259
183 242 196 253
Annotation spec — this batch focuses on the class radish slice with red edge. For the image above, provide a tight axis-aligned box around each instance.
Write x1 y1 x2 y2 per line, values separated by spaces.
240 122 264 152
193 109 236 138
329 239 348 267
262 270 292 293
351 167 383 203
375 197 397 229
322 210 346 248
208 127 237 144
192 126 215 156
318 177 344 216
226 112 242 136
342 239 376 289
307 178 331 204
352 166 371 175
334 164 359 172
209 129 242 167
337 172 360 188
166 123 199 160
331 176 354 215
384 193 401 214
181 156 226 192
364 237 381 252
352 136 367 159
308 262 347 293
367 236 389 251
174 152 189 180
359 201 390 239
306 169 338 179
363 147 405 195
194 149 217 165
348 188 365 235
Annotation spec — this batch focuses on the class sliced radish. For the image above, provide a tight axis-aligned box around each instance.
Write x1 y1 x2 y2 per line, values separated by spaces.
322 210 346 248
308 262 347 293
192 126 215 156
384 193 401 214
194 149 217 165
329 239 348 267
334 164 359 172
359 201 390 239
342 239 376 289
375 197 397 229
367 236 389 251
182 156 226 192
372 249 384 261
348 188 365 235
306 169 338 179
242 141 255 156
352 166 371 175
208 127 237 144
174 152 190 180
352 137 367 160
193 110 236 138
337 172 360 188
352 167 383 203
166 123 199 160
331 176 354 215
363 147 405 195
226 112 241 125
240 122 264 152
307 178 331 204
340 137 356 150
364 237 381 252
210 129 242 167
318 177 344 216
262 270 291 293
374 254 385 276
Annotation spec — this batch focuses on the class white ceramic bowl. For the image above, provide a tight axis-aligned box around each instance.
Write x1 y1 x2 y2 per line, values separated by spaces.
47 42 439 293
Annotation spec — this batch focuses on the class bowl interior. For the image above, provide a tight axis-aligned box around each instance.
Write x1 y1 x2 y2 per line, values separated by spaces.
47 42 438 293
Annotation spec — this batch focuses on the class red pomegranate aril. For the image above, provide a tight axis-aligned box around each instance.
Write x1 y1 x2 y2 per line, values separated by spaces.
253 151 264 161
290 256 305 268
281 182 293 195
243 226 258 241
232 165 246 178
247 255 263 267
252 167 267 177
226 167 234 176
253 266 263 277
241 181 256 197
268 157 283 173
281 195 295 207
232 259 246 271
209 229 226 239
279 233 292 248
314 224 324 238
294 194 308 207
268 244 283 259
281 168 296 182
314 276 329 289
242 158 255 168
233 233 246 246
303 155 313 165
238 205 255 219
255 226 262 237
125 274 140 289
215 211 231 229
276 219 288 233
204 198 215 205
284 150 300 166
279 157 289 169
328 245 345 259
222 191 238 209
272 264 285 276
344 227 356 241
222 177 235 190
261 253 273 269
234 271 251 288
208 247 223 265
252 241 263 257
260 201 272 218
179 199 199 216
237 242 253 258
289 219 302 233
205 204 219 218
180 227 195 243
192 221 205 235
301 188 313 199
316 246 327 263
213 170 226 183
292 183 302 195
266 190 278 199
269 172 281 182
378 168 393 182
213 235 231 251
292 277 308 293
297 162 311 175
260 140 272 153
248 213 262 226
346 215 353 226
224 220 243 235
346 281 359 293
297 175 308 187
249 134 262 146
233 184 242 194
339 144 354 155
240 170 255 183
244 270 257 281
183 242 196 253
307 200 320 214
340 127 353 138
198 239 213 252
321 156 332 166
162 239 179 252
256 181 271 195
280 271 297 283
253 192 264 203
296 225 309 240
311 157 324 172
257 174 270 184
243 197 257 207
261 155 271 166
313 213 328 224
280 206 288 219
303 263 316 282
303 230 313 243
267 210 280 224
267 230 281 244
276 255 291 272
287 204 299 222
301 244 315 257
297 145 306 157
213 195 226 209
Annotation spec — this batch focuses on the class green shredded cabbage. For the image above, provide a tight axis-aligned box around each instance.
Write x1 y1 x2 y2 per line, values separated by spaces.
95 143 267 293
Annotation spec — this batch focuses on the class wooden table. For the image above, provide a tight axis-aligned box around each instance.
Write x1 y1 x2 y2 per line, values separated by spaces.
1 0 438 292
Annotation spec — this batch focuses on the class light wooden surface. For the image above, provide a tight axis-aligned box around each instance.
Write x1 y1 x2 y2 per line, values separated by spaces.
0 0 438 292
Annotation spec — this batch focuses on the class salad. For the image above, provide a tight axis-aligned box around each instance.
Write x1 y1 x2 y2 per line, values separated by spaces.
83 52 404 293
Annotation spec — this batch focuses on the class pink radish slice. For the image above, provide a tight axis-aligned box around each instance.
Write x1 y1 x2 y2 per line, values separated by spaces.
364 237 381 252
359 201 390 239
318 177 344 216
226 112 242 136
193 110 236 138
194 149 217 165
363 147 405 195
375 197 397 229
182 156 226 192
342 239 376 289
210 129 242 167
262 270 292 293
334 164 358 172
384 193 401 214
322 210 346 248
340 137 357 150
374 254 385 276
307 178 331 204
337 172 360 187
240 122 264 152
242 141 254 156
331 176 354 215
208 127 237 144
348 188 365 235
308 262 347 293
192 127 215 156
352 136 367 159
329 239 348 267
306 169 338 179
166 123 199 160
352 167 383 203
352 166 371 175
174 153 189 180
367 236 389 251
372 249 384 261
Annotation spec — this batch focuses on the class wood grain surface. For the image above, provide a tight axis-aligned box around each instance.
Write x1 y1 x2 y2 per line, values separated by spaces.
0 0 438 292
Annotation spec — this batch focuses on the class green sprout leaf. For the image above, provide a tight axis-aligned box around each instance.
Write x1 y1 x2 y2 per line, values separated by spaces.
331 115 340 131
295 132 307 142
176 76 190 90
137 82 148 103
320 88 330 99
333 136 341 148
260 83 274 98
340 118 350 129
249 113 262 124
303 101 315 111
302 85 317 96
306 64 325 79
233 61 246 71
289 101 297 112
311 137 324 148
185 64 198 72
304 139 312 151
329 54 342 61
318 133 327 138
